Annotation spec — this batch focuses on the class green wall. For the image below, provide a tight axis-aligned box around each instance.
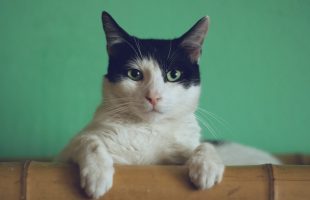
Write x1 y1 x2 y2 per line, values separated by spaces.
0 0 309 159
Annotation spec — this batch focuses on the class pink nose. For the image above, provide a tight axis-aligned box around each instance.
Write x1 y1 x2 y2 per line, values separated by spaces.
145 96 161 106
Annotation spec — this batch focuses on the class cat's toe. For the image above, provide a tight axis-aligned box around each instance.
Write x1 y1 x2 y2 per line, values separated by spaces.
187 158 225 189
80 165 114 199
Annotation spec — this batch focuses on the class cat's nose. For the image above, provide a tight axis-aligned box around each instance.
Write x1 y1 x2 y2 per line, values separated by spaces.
145 96 161 106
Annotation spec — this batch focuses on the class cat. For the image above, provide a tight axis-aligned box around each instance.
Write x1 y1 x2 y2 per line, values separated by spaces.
59 11 280 199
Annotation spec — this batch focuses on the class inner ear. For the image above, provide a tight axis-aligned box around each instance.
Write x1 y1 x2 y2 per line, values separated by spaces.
178 16 209 63
101 11 130 55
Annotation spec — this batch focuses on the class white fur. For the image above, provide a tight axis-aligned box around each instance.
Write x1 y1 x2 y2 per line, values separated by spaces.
215 142 281 165
59 56 279 198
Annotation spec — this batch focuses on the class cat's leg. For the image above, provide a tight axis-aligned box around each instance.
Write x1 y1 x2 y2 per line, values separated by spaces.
187 143 225 189
61 134 114 199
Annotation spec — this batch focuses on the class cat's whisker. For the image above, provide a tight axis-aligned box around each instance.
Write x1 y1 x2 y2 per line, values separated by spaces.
195 114 219 139
196 111 220 130
102 106 132 116
197 107 230 129
197 108 233 138
167 43 184 65
173 103 225 139
167 50 179 65
197 110 229 136
122 38 142 60
196 112 225 139
104 101 143 109
197 107 228 124
104 96 143 103
104 99 142 105
102 101 139 110
168 103 219 138
166 40 172 60
102 105 128 112
133 37 143 59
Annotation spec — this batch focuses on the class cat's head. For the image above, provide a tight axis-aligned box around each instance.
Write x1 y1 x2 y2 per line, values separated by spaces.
101 11 209 122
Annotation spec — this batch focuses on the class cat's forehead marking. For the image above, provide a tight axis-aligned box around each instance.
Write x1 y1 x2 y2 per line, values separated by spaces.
128 56 163 79
128 56 160 70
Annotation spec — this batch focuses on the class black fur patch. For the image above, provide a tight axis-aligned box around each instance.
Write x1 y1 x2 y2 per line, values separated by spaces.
101 11 208 88
106 37 201 88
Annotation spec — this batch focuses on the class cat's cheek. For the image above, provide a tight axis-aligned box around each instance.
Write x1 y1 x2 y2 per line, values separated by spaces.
177 86 200 112
118 80 139 96
105 78 139 98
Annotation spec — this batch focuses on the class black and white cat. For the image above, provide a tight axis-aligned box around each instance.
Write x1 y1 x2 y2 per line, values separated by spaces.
60 11 280 199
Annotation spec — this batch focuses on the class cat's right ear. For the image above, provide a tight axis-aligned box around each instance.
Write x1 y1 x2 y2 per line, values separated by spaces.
178 16 209 63
101 11 129 55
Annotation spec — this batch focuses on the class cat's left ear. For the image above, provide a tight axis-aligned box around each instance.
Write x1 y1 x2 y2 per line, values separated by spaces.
178 16 209 63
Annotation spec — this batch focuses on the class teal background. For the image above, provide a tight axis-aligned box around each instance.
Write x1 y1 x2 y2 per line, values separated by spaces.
0 0 309 159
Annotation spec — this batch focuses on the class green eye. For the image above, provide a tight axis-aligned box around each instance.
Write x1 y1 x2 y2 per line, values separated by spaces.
167 69 182 82
127 69 143 81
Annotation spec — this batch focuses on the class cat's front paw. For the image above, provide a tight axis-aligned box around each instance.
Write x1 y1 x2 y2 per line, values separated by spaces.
80 164 114 199
187 157 224 189
187 144 225 189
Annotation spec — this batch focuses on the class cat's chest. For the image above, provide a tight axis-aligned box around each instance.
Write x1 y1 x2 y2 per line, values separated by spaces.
101 123 170 163
100 120 200 164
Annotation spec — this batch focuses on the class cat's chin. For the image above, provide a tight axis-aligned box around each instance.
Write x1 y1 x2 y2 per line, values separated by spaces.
139 110 164 123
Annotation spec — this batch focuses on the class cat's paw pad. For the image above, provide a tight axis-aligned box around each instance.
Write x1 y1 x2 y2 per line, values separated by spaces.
187 157 225 189
80 164 114 199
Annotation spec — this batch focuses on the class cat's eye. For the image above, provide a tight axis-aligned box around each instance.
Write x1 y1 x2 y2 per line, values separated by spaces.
167 70 182 82
127 69 143 81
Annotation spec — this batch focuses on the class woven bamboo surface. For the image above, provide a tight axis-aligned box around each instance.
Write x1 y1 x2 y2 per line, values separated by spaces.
0 155 309 200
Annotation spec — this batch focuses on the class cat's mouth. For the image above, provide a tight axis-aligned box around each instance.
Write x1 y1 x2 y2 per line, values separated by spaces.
150 108 162 114
140 108 164 122
152 110 162 114
145 107 163 115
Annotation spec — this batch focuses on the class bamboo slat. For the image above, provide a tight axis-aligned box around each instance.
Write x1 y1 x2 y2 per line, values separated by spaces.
0 161 310 200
